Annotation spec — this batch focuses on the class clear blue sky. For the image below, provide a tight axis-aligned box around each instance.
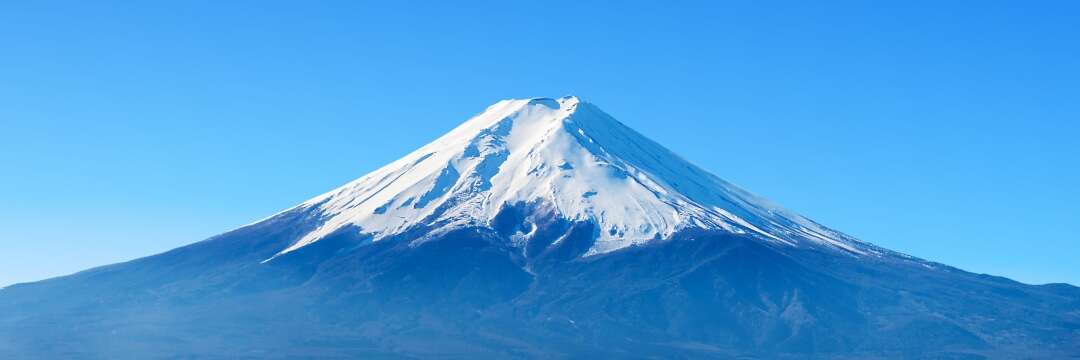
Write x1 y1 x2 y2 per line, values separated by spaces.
2 1 1077 287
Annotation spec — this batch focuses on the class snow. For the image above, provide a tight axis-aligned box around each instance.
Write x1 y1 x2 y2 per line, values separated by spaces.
267 96 877 260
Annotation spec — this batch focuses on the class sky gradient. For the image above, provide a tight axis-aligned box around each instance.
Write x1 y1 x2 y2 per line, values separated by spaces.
2 1 1078 287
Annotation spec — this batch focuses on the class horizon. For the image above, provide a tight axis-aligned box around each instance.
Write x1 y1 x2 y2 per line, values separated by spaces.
2 2 1078 288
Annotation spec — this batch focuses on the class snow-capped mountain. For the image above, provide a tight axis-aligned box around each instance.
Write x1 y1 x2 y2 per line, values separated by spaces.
276 96 868 259
1 97 1076 359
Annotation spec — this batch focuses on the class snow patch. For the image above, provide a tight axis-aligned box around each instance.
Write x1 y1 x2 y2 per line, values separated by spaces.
268 96 876 260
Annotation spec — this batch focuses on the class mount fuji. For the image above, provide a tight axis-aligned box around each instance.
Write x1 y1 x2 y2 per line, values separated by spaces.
1 97 1076 359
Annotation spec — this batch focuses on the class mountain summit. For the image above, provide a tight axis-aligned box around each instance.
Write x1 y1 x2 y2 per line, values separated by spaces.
276 96 868 258
1 97 1076 359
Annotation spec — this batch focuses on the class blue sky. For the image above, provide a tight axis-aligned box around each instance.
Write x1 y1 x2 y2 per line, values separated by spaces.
1 1 1077 287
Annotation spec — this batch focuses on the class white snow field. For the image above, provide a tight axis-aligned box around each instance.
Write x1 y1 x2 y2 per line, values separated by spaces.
271 96 875 260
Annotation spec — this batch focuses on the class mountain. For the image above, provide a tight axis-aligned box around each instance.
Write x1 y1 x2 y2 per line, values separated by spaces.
1 97 1077 359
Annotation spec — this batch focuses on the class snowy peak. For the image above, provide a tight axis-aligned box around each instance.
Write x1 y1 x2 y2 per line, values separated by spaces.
271 96 875 259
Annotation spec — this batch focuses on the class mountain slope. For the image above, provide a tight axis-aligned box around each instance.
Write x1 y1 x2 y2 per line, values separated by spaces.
1 97 1077 359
